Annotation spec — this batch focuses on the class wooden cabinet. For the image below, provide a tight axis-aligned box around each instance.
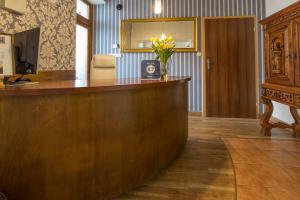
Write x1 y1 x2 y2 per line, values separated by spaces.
264 22 294 86
260 2 300 137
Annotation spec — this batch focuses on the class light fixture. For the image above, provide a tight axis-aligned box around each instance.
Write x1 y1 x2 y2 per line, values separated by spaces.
154 0 162 14
86 0 107 4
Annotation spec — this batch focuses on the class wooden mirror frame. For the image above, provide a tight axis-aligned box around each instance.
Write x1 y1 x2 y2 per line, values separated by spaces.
120 17 198 53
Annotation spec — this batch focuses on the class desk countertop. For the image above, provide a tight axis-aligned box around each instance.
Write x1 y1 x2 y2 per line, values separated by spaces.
0 76 191 96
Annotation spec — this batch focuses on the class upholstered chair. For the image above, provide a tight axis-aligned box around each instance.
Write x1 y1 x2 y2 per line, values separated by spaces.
90 55 116 80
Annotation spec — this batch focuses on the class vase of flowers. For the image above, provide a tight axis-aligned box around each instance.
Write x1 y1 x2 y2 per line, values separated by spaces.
151 34 176 80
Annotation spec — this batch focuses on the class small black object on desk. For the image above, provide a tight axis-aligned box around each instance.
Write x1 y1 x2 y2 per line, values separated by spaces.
3 74 34 86
14 74 32 83
2 77 10 85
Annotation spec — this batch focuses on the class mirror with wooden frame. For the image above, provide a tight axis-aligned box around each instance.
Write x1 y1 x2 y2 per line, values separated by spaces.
121 17 198 53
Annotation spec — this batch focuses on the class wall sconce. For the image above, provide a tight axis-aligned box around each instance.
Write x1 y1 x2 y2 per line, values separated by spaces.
154 0 162 14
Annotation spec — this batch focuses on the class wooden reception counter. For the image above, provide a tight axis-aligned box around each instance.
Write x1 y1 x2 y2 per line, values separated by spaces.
0 77 190 200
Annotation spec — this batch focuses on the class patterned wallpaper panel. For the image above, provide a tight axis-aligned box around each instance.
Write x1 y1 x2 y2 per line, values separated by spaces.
94 0 266 112
0 0 76 71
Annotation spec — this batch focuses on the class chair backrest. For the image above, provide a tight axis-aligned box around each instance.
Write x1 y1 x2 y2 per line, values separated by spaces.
90 55 116 80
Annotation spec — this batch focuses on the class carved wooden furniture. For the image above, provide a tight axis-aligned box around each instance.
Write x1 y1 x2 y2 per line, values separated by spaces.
260 2 300 137
0 77 190 200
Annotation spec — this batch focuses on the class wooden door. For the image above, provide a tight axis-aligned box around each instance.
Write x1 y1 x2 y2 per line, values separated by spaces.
205 18 256 118
264 22 294 86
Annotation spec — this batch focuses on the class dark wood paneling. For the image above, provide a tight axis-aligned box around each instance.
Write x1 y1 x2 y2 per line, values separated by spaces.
205 18 256 119
0 79 189 200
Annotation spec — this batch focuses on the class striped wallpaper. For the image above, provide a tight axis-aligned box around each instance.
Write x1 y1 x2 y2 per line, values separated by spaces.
94 0 266 112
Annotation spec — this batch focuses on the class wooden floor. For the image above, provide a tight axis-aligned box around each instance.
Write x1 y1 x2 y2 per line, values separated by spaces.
224 138 300 200
115 116 295 200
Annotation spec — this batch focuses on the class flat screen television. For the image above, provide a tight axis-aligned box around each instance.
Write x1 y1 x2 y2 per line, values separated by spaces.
13 28 40 81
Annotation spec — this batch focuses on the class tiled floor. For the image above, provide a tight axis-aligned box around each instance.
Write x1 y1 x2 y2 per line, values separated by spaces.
223 138 300 200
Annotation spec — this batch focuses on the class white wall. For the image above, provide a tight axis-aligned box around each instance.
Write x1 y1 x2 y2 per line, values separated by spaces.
266 0 299 16
265 0 299 123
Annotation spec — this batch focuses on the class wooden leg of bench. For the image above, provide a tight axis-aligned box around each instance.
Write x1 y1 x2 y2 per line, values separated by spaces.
260 97 273 136
290 107 300 138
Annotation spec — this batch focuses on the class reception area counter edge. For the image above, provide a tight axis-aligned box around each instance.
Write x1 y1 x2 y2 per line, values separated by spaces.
0 77 191 96
0 77 190 200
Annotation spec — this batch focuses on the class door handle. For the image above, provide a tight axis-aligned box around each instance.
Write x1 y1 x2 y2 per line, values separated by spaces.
207 58 211 71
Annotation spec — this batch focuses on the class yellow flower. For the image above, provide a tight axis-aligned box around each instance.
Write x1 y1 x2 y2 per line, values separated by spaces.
150 37 157 42
150 34 176 58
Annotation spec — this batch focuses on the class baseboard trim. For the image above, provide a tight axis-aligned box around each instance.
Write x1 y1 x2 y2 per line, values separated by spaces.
189 112 203 117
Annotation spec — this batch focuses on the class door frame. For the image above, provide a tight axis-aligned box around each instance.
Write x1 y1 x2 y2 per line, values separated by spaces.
201 16 259 118
76 0 94 80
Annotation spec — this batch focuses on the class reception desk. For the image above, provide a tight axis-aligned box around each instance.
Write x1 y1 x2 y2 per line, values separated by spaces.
0 77 190 200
